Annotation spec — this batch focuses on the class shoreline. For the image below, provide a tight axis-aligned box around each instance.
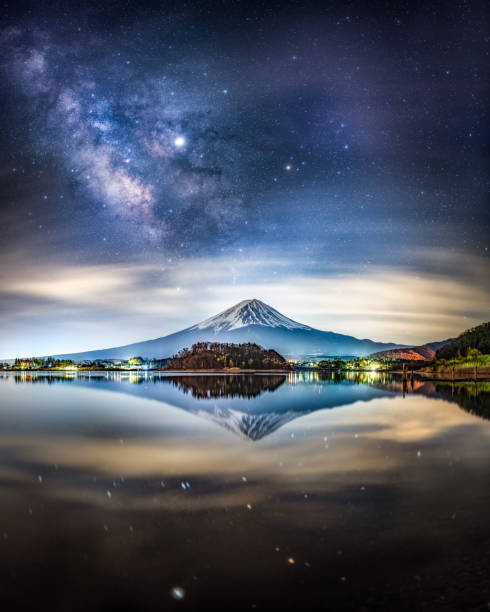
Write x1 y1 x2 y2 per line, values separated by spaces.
1 367 489 381
0 368 292 374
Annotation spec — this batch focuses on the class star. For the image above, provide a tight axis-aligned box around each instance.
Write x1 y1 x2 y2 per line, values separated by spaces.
174 136 186 148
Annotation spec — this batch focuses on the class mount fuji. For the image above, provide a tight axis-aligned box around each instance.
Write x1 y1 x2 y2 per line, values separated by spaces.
53 298 404 361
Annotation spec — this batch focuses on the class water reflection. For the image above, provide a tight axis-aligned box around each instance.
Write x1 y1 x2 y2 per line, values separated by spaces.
0 371 489 610
3 371 489 437
432 381 490 420
167 373 286 399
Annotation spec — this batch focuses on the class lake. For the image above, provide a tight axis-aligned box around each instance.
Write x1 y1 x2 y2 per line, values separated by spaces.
0 371 489 611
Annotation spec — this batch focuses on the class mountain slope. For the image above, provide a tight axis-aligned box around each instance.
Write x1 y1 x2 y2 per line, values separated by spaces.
370 345 437 361
436 321 490 360
369 338 453 362
425 339 454 352
52 298 404 360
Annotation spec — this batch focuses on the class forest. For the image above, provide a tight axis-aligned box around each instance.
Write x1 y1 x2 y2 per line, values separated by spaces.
165 342 290 370
436 321 490 360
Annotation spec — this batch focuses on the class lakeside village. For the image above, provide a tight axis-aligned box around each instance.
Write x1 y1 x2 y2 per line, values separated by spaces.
1 350 408 372
3 356 168 371
1 352 407 372
3 352 489 373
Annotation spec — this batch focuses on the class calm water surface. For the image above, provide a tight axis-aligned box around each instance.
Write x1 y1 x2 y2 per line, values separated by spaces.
0 372 489 611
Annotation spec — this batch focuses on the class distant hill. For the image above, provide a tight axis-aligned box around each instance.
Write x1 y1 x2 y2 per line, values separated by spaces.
49 299 405 361
370 338 453 362
165 342 290 371
436 322 490 360
424 339 454 352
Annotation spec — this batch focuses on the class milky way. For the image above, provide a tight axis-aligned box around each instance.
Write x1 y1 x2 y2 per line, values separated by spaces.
2 21 263 247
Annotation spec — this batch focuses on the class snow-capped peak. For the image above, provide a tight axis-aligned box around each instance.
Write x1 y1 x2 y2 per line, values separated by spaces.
188 299 312 333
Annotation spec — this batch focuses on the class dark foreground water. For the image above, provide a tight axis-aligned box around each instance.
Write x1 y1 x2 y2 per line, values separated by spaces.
0 371 489 611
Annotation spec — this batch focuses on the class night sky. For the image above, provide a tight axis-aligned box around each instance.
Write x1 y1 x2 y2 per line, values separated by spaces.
0 0 488 357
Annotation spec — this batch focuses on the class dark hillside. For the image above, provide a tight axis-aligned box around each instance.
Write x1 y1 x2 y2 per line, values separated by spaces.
436 322 490 360
165 342 290 371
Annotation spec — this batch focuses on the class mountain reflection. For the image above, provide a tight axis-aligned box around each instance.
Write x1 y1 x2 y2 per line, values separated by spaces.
2 372 489 440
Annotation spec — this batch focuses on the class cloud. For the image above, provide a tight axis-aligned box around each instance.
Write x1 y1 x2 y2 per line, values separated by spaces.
0 248 488 356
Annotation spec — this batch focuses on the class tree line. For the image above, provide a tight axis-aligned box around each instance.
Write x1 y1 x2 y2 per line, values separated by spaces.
165 342 290 370
436 321 490 360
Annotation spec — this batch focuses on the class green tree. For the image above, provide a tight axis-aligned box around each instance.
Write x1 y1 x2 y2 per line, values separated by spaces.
467 348 482 360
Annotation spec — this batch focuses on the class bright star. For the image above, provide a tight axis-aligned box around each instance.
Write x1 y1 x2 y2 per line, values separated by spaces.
174 136 186 148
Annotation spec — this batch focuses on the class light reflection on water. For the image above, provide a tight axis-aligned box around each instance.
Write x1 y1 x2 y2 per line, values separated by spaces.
0 372 489 611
